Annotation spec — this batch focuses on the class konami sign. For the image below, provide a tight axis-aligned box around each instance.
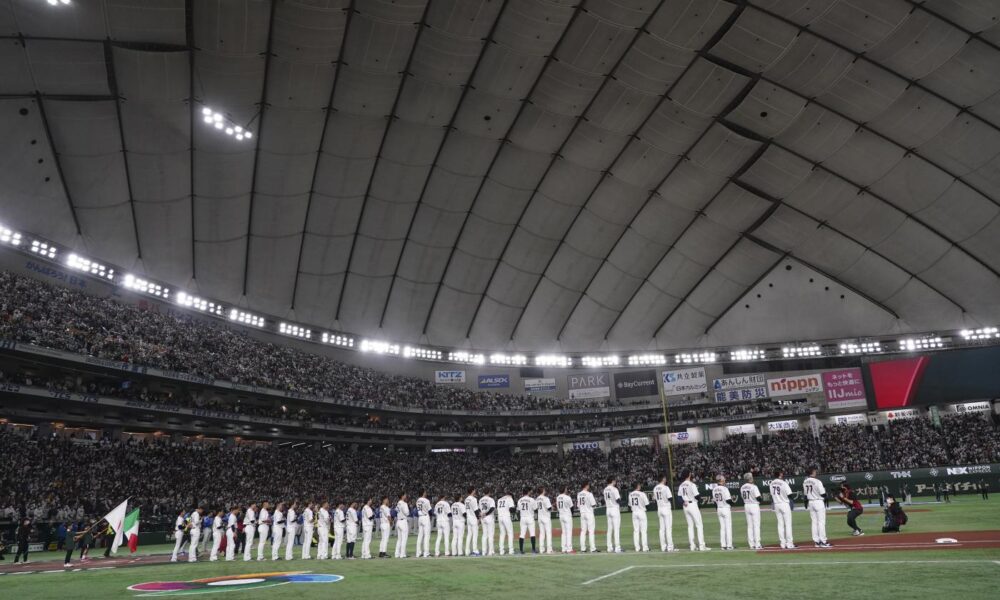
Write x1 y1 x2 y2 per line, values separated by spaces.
766 373 823 397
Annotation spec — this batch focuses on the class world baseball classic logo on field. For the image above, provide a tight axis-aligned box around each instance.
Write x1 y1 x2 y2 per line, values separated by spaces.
127 572 343 596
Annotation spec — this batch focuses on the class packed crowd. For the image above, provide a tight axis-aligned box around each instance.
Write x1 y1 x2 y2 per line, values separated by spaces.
3 413 998 524
0 272 671 412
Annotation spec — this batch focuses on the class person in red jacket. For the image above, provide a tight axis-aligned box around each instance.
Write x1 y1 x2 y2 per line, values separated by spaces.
836 483 864 536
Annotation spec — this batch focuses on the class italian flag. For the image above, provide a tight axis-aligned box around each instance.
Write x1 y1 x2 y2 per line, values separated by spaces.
123 509 140 553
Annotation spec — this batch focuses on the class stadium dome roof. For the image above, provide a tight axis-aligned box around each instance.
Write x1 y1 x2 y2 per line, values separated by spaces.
3 0 1000 353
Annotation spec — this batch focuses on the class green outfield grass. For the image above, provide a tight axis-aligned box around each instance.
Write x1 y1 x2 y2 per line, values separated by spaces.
5 498 1000 599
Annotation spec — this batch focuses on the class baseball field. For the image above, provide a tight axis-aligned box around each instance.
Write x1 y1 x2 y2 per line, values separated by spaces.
4 498 999 599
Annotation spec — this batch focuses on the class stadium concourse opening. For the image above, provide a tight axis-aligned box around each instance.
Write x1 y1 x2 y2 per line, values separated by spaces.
3 0 1000 599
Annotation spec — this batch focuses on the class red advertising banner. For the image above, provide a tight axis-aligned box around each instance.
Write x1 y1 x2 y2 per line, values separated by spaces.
822 368 867 408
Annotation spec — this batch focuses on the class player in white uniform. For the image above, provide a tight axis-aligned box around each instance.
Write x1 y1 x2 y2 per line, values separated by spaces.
187 507 203 562
678 469 709 551
603 478 623 553
463 489 480 556
628 482 650 552
243 504 257 561
301 503 315 559
712 476 734 550
284 502 298 560
434 495 452 557
740 473 763 550
361 499 375 559
210 510 224 561
346 503 359 559
535 488 554 554
577 483 598 552
496 493 515 555
479 490 496 556
170 510 187 562
517 488 538 554
556 487 574 553
652 476 676 552
769 470 797 549
256 502 271 561
378 498 392 558
451 496 466 555
316 502 331 559
395 494 410 558
415 492 432 558
332 503 346 559
225 507 240 561
804 467 832 547
270 503 285 560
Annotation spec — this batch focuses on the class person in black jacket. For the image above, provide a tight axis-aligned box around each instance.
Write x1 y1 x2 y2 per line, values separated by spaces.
13 518 31 564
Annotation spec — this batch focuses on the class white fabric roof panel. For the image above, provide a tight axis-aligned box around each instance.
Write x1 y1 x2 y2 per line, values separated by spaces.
6 0 1000 352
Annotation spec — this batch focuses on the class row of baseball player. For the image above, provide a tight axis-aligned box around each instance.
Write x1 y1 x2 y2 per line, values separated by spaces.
169 466 841 562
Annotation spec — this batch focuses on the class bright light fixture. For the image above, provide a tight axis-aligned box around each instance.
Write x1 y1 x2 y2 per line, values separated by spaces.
29 240 57 259
66 253 114 280
839 341 881 355
122 274 169 299
535 354 571 367
448 351 485 365
200 106 253 141
899 337 943 351
676 352 716 364
581 355 619 367
781 345 822 358
176 291 224 316
628 354 667 366
490 353 527 366
960 327 998 341
229 309 264 327
360 340 400 355
0 224 23 247
321 332 355 348
403 346 442 360
730 349 764 361
279 322 312 339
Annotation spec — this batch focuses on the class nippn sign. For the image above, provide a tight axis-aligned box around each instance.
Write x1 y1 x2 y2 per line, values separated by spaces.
766 374 823 397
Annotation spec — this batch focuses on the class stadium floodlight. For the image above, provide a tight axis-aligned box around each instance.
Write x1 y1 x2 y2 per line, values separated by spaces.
628 354 667 366
360 340 400 355
839 341 881 355
781 344 822 358
176 291 225 316
676 352 716 364
899 337 943 351
730 348 764 361
489 353 527 366
403 346 443 360
199 106 253 141
960 327 999 341
321 332 355 348
279 322 312 340
228 309 264 327
29 240 57 259
534 354 571 368
448 351 486 365
47 0 72 5
0 223 22 247
581 355 619 368
122 274 170 299
66 253 114 280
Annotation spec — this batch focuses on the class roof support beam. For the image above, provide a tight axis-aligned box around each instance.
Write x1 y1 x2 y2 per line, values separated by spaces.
334 1 433 321
483 0 733 343
34 94 81 235
289 1 355 310
103 40 142 260
240 0 279 296
419 5 588 336
377 0 512 329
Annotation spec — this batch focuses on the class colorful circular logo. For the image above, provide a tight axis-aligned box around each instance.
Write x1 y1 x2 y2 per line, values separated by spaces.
128 572 343 596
